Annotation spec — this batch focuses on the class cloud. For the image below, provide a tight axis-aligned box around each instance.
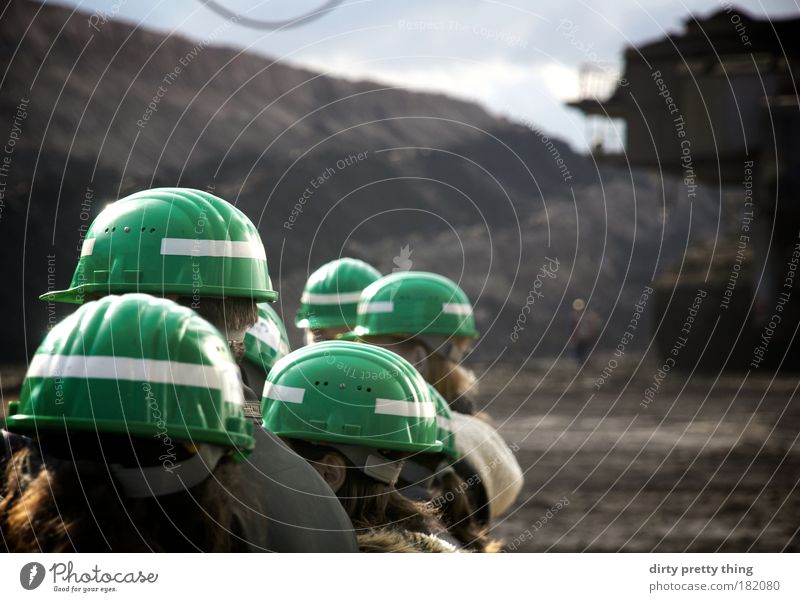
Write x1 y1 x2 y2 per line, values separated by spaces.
296 51 584 146
50 0 800 153
540 63 580 101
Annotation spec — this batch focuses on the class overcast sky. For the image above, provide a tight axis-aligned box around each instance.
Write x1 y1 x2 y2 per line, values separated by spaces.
50 0 798 151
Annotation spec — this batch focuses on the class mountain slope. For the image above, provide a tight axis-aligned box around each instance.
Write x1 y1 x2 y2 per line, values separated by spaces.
0 0 711 363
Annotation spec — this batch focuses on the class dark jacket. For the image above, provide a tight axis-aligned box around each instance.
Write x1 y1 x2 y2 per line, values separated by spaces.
239 382 359 552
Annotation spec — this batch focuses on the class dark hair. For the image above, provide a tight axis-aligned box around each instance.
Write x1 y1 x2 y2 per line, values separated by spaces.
361 336 478 414
422 344 477 415
176 296 256 361
429 467 500 552
0 434 249 552
287 439 444 537
176 296 257 332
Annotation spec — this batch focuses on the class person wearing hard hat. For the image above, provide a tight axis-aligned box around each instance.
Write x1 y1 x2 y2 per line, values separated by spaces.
396 384 500 551
1 295 263 551
262 340 457 552
341 271 479 413
240 303 291 397
295 258 381 345
340 271 524 527
40 188 274 405
37 187 358 552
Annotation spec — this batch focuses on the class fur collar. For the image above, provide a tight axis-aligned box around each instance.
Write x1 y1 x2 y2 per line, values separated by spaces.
357 528 461 553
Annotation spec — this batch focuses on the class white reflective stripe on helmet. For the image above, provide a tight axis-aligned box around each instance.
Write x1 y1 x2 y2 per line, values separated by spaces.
358 301 394 314
436 415 453 432
442 303 473 316
262 382 305 404
26 354 244 405
248 316 282 352
374 398 436 418
301 291 362 305
160 238 267 260
80 238 95 257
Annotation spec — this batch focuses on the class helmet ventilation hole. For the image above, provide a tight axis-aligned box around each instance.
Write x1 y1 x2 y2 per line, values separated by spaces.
315 381 320 386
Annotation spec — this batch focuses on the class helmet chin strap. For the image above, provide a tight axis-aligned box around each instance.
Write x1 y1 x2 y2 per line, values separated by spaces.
110 444 225 498
328 443 405 486
399 457 456 497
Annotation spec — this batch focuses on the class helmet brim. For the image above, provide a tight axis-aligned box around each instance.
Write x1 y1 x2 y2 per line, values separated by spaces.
41 284 279 304
7 413 255 451
274 429 443 455
295 316 357 330
336 329 363 340
337 327 479 341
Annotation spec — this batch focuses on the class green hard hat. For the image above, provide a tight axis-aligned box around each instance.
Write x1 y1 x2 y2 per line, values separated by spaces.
243 303 291 374
429 384 458 459
40 187 277 304
295 258 381 330
342 271 478 340
262 340 442 453
7 294 255 453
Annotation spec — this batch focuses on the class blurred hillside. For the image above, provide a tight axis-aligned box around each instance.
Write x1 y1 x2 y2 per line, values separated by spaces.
0 0 718 362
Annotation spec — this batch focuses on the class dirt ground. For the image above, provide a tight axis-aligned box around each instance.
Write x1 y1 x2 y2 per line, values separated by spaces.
3 358 798 552
479 356 800 552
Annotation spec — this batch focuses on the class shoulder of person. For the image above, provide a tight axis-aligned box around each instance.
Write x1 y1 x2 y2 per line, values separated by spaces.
450 412 524 520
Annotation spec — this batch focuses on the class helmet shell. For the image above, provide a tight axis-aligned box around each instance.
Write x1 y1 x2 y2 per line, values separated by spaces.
428 384 458 459
262 341 441 453
8 294 254 451
343 271 478 339
40 188 277 304
295 258 381 330
243 303 291 374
